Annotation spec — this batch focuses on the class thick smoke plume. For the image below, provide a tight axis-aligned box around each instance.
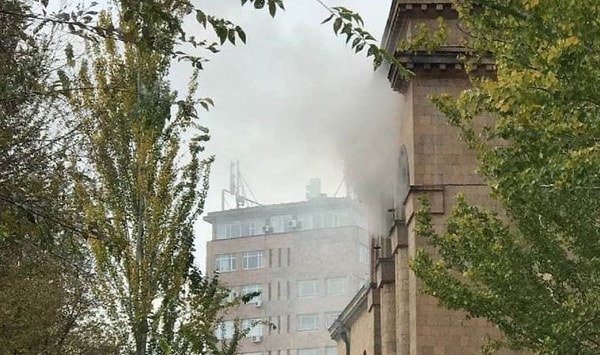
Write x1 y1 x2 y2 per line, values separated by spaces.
335 72 401 236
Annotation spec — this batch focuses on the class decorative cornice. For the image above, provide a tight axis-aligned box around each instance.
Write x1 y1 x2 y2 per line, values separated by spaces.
381 1 496 92
382 0 457 55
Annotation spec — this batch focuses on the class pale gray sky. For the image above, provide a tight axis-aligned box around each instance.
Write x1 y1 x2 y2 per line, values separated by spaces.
170 1 399 269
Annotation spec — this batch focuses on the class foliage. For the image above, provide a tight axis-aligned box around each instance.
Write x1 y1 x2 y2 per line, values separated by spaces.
411 0 600 353
0 0 119 353
64 0 257 352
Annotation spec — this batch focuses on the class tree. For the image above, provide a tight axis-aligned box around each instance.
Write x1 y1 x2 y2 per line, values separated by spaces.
410 0 600 353
0 0 397 353
0 0 119 353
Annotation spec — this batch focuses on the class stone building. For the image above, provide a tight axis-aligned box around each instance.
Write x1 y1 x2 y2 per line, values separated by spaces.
205 190 370 355
330 1 515 354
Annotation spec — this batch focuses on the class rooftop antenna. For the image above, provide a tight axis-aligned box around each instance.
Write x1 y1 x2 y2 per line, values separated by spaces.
221 160 261 210
333 176 347 198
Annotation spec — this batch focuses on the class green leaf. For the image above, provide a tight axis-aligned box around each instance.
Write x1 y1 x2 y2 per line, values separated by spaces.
268 1 276 17
216 27 227 45
254 0 265 9
333 18 342 34
321 14 334 24
235 26 246 44
227 29 236 45
195 10 207 28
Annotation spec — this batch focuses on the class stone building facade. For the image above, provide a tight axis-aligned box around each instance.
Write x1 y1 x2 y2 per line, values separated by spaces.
330 1 516 355
205 196 371 355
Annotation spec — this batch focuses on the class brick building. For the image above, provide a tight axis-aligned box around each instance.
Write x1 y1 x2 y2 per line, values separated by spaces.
330 1 517 355
205 189 371 355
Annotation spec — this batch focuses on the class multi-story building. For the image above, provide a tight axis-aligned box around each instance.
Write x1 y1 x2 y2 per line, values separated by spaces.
204 187 370 355
330 1 519 354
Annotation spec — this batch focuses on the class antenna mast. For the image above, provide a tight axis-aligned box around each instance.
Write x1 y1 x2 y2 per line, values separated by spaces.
221 160 261 210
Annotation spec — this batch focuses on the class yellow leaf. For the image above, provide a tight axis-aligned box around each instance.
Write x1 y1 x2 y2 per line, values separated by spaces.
564 36 579 47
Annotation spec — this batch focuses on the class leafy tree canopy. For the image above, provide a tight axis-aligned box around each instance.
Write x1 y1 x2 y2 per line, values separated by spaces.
411 0 600 353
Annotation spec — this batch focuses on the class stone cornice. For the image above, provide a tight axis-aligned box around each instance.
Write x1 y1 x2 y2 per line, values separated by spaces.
380 0 497 92
389 50 495 91
382 0 457 55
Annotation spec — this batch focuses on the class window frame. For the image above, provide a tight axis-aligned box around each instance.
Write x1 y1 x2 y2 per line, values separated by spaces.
296 313 318 331
297 349 318 355
215 320 235 340
241 284 262 303
215 253 237 272
326 277 348 295
359 244 369 265
242 250 264 270
297 279 318 298
241 318 263 337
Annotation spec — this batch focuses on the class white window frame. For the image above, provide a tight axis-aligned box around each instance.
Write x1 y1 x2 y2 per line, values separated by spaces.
220 287 237 305
241 284 262 304
241 318 263 337
326 277 348 295
359 244 369 265
297 349 318 355
270 216 283 233
216 224 229 239
243 250 264 270
215 254 236 272
325 346 337 355
297 313 318 331
297 279 318 298
215 320 235 340
312 214 323 229
229 222 241 238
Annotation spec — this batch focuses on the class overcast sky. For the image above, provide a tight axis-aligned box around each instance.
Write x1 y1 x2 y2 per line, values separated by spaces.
170 1 399 268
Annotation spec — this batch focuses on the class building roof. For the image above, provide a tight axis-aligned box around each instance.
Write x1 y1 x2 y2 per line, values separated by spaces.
203 196 360 224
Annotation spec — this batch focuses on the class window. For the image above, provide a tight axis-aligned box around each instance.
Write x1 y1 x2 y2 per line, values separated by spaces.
333 211 348 227
325 347 337 355
326 277 347 295
312 214 323 229
270 216 283 233
297 214 312 230
241 284 262 304
359 245 369 265
325 312 340 329
215 320 235 340
216 224 229 239
215 254 236 272
240 221 257 237
220 288 237 305
241 222 250 237
230 222 241 238
297 314 318 331
323 213 333 228
243 251 264 270
241 318 263 337
297 349 318 355
297 279 318 298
